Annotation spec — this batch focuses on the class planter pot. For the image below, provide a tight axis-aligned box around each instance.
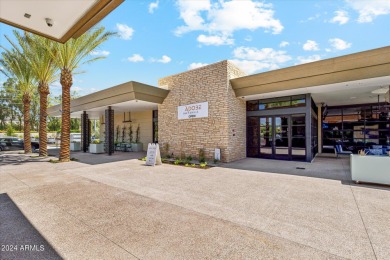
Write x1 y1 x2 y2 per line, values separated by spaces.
89 143 104 154
70 142 81 151
131 143 143 152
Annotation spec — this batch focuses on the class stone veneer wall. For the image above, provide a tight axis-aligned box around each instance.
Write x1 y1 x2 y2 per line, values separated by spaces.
158 60 246 162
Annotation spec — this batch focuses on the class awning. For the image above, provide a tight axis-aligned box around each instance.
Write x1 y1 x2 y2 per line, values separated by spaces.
47 81 169 119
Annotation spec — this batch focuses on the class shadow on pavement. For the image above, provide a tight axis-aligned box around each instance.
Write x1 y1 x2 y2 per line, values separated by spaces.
0 193 62 260
48 148 146 165
222 156 352 182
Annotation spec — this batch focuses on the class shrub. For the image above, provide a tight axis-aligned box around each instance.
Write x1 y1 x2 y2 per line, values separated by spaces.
6 125 14 136
186 156 193 162
200 162 208 168
91 139 101 144
174 159 181 165
198 148 206 163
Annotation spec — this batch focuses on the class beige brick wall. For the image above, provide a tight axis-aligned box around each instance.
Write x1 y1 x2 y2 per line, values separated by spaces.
158 60 246 162
100 110 153 151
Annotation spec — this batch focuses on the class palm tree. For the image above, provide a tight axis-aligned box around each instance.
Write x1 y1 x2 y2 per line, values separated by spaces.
0 48 35 154
48 27 115 162
10 32 59 157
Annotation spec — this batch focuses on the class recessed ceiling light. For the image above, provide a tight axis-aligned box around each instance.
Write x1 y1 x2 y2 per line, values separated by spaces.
24 13 31 18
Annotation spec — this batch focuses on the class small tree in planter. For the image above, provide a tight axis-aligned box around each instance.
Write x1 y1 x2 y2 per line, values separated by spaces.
121 125 126 143
115 125 120 143
131 124 143 152
89 139 104 154
128 124 133 143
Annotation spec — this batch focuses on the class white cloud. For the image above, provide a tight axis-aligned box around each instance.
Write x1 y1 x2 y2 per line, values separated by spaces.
149 0 159 14
73 86 82 92
175 0 283 45
128 54 144 62
188 62 209 70
151 55 172 64
303 40 320 51
279 41 289 47
329 38 352 50
230 46 291 74
197 34 234 46
346 0 390 23
175 0 211 35
296 55 322 65
90 50 110 56
233 47 291 63
229 59 279 74
116 23 134 40
330 10 349 25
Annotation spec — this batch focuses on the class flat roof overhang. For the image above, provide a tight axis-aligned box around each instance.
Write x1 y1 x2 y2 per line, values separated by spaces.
231 46 390 106
47 81 169 119
0 0 124 43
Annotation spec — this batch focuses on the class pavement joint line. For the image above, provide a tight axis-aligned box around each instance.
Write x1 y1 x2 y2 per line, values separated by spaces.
6 172 31 189
33 195 142 260
349 185 378 260
80 178 349 260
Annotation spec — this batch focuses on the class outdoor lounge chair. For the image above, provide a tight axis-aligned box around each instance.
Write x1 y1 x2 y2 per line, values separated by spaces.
334 144 352 157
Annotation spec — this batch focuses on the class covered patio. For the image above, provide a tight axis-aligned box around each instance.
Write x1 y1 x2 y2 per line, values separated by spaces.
47 81 169 155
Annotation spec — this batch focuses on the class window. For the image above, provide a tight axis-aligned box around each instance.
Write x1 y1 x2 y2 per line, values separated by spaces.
247 95 306 111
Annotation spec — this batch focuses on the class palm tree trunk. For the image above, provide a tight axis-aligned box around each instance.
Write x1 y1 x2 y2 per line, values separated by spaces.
22 93 32 154
39 82 50 157
59 68 72 162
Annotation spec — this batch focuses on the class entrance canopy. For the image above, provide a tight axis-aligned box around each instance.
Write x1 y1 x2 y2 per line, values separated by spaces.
47 81 169 119
0 0 124 43
231 46 390 107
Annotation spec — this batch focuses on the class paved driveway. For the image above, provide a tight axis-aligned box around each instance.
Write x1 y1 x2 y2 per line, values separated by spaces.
0 153 389 259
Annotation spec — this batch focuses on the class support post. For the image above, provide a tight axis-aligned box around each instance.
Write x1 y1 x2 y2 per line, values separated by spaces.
105 106 114 155
305 94 312 162
318 105 322 154
81 111 89 152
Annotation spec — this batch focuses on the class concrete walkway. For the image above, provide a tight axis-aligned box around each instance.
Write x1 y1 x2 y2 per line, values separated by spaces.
0 153 389 259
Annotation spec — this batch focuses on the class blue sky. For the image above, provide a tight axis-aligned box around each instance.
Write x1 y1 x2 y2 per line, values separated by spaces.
1 0 390 97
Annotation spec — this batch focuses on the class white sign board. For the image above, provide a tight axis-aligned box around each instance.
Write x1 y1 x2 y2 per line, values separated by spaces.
146 143 162 166
178 102 208 120
215 148 221 161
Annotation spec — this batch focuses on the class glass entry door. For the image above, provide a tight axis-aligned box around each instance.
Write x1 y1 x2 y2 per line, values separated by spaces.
274 116 290 160
259 116 291 159
259 117 273 158
248 115 305 160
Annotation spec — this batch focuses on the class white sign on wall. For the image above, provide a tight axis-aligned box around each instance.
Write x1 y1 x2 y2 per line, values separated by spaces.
178 102 208 120
146 143 162 166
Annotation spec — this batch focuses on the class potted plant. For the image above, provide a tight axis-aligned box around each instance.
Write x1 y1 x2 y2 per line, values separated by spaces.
70 141 81 151
89 139 104 154
131 124 143 152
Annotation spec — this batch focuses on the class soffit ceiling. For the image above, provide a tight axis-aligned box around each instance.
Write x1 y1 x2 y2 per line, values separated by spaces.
0 0 123 43
69 100 158 119
242 76 390 107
